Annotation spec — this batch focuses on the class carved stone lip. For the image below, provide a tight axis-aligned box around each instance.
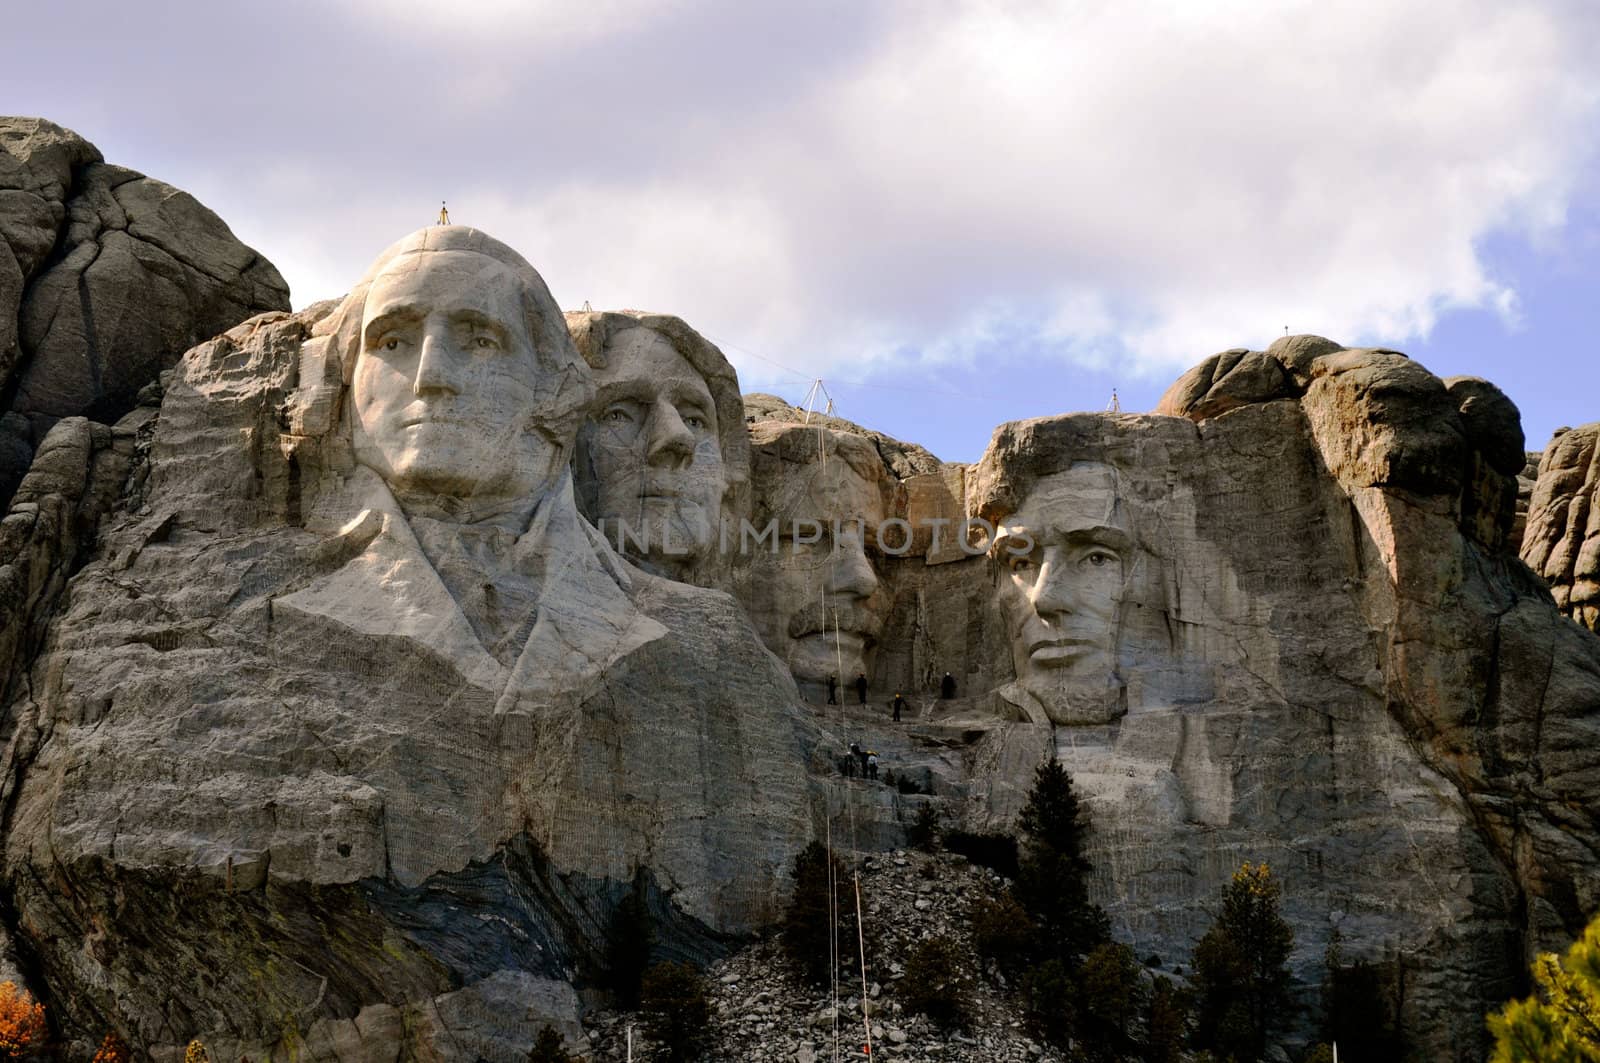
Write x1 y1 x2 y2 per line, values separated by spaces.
398 414 464 429
797 628 870 647
1026 636 1099 658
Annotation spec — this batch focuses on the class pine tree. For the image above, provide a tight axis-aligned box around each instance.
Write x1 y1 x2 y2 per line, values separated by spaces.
1322 929 1403 1063
603 868 654 1008
1191 862 1294 1062
782 841 862 987
1488 911 1600 1062
1075 942 1145 1062
527 1024 574 1063
1143 976 1189 1063
640 962 711 1063
1012 757 1109 961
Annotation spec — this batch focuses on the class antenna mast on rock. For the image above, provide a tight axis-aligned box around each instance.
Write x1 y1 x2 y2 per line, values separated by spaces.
437 201 451 225
1106 388 1121 413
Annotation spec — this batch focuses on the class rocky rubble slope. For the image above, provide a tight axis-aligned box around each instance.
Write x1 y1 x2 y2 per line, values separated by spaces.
587 847 1065 1063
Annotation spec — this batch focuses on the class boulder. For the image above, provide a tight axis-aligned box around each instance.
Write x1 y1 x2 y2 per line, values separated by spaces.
1521 423 1600 630
0 117 289 502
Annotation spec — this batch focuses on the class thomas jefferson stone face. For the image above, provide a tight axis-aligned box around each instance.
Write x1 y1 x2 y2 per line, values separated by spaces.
750 454 889 684
352 250 559 509
581 327 726 571
993 463 1129 721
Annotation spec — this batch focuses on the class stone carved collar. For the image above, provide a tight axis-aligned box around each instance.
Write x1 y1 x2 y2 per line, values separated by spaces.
276 465 666 708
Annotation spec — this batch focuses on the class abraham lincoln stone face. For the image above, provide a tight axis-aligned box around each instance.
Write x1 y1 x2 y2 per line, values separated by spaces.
350 248 570 516
992 462 1130 723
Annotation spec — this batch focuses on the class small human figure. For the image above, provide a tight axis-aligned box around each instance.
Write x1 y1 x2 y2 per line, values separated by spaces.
827 675 838 705
846 742 861 778
866 752 879 781
855 672 869 705
853 743 871 777
891 692 907 722
941 672 956 700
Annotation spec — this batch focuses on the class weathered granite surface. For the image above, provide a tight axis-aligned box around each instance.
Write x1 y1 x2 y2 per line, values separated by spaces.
1522 422 1600 633
0 167 1593 1063
0 117 288 504
0 232 814 1060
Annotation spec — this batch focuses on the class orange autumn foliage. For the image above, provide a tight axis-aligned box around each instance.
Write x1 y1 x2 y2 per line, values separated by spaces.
91 1032 130 1063
0 981 45 1059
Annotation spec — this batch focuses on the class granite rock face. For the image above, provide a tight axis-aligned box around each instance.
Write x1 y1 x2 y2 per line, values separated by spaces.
1522 423 1600 632
0 233 815 1060
0 180 1594 1063
0 117 288 502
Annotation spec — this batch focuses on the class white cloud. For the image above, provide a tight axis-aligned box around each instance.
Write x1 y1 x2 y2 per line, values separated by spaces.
210 0 1600 387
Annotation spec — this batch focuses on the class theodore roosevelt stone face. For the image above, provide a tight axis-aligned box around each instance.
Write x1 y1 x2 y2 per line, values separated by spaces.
746 428 890 684
352 249 559 509
992 462 1130 722
581 326 726 573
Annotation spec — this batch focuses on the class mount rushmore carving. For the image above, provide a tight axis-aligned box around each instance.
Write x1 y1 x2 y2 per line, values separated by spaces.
0 168 1595 1062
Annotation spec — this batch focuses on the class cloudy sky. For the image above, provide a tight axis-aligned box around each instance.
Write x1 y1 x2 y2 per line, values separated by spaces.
9 0 1600 462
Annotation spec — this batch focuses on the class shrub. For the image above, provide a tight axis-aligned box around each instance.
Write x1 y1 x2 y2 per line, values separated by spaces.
603 869 653 1007
782 842 862 987
970 893 1036 975
1020 957 1077 1046
901 935 973 1030
92 1033 131 1063
640 962 711 1063
943 830 1019 878
1076 942 1144 1062
905 803 940 852
1145 976 1189 1063
1325 956 1402 1062
0 983 45 1061
527 1023 574 1063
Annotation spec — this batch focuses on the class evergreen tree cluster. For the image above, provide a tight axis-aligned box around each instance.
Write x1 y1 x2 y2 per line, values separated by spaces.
958 758 1415 1063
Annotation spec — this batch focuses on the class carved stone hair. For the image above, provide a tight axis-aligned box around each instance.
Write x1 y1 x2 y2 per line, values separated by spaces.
287 226 593 448
745 421 893 529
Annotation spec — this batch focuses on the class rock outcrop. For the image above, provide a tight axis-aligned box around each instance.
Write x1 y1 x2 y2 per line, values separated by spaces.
0 117 288 503
0 234 815 1060
1521 423 1600 632
0 166 1593 1063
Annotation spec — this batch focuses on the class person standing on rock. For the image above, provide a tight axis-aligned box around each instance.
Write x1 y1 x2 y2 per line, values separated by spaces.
891 692 907 722
941 672 956 700
827 674 838 705
866 751 879 780
855 672 869 705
